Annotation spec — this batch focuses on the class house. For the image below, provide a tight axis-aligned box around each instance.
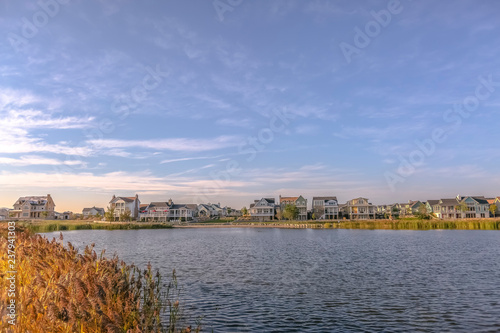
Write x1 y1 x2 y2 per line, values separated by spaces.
343 198 375 219
249 198 276 222
11 194 55 219
55 211 73 220
109 194 140 220
279 195 308 220
433 198 460 219
82 207 105 218
426 200 439 215
222 207 241 217
457 196 490 219
197 204 219 218
376 204 400 219
0 208 10 221
493 197 500 217
312 196 338 220
405 200 426 215
138 199 196 222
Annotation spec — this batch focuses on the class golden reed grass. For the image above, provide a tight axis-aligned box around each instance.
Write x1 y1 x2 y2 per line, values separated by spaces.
0 225 199 333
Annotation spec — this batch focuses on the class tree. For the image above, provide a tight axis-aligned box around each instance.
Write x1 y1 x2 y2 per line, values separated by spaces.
283 204 299 221
105 207 115 222
241 207 248 216
276 210 283 221
227 208 232 216
120 208 132 222
415 205 431 220
455 202 468 217
311 213 316 220
95 213 102 220
41 211 49 219
489 204 497 218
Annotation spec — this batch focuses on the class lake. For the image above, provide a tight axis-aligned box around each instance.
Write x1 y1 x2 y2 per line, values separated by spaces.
45 228 500 332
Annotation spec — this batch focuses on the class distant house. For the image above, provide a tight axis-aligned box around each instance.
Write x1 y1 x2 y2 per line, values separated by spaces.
82 207 105 218
0 208 10 221
55 211 73 220
312 196 338 220
405 200 426 215
109 194 140 220
11 194 55 219
139 199 196 222
222 207 241 217
343 198 375 219
279 195 308 220
198 204 219 218
493 197 500 217
249 198 276 222
458 196 490 219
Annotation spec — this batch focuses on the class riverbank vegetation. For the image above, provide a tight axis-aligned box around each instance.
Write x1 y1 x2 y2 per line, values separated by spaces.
15 220 173 233
0 225 198 332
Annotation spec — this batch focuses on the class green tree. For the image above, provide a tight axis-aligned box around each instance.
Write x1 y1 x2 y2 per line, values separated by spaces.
95 213 102 220
241 207 248 216
489 204 497 217
227 208 232 216
120 208 132 222
311 213 316 220
283 204 299 221
415 205 431 220
455 202 468 216
105 207 115 222
41 211 49 219
276 210 283 221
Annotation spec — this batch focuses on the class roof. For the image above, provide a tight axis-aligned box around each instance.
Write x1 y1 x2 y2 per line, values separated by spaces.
471 197 489 205
263 198 275 204
110 196 136 203
427 200 439 205
149 202 170 208
439 198 459 205
313 196 337 201
82 207 105 213
280 196 299 202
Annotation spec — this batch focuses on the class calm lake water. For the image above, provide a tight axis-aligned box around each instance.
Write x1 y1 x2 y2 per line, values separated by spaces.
46 228 500 332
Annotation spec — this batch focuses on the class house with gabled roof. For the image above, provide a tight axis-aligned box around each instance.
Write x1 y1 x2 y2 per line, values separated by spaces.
12 194 55 219
138 199 196 222
109 194 140 220
279 195 307 220
312 196 338 220
82 207 105 218
342 197 375 219
249 198 276 222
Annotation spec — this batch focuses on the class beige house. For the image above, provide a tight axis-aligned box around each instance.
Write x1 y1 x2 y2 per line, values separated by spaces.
12 194 55 219
279 195 308 220
343 197 375 219
109 194 140 220
138 199 196 222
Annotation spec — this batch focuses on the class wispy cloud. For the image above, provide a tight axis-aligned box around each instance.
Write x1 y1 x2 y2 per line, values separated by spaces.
88 135 243 152
0 155 85 167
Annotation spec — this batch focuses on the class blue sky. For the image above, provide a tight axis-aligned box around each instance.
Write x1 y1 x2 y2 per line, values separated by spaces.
1 0 499 211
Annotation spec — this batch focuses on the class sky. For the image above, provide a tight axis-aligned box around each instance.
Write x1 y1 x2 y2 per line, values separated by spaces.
1 0 499 212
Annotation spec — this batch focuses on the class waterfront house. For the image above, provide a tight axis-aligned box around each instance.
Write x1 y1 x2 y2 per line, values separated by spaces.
457 196 490 218
139 199 196 222
249 198 276 222
312 196 338 220
197 203 219 218
82 207 105 218
433 198 460 219
12 194 55 219
343 198 375 219
109 194 140 220
279 195 308 220
426 200 439 214
222 206 241 217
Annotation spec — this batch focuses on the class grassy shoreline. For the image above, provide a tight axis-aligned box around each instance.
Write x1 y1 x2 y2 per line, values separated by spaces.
12 220 173 233
4 218 500 232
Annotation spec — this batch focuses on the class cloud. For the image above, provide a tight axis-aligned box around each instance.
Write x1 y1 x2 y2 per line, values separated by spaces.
0 155 85 166
88 135 243 152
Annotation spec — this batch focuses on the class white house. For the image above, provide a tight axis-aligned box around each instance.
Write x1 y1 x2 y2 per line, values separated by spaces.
139 199 196 222
279 195 308 220
109 194 140 220
249 198 276 222
312 196 339 220
82 207 105 218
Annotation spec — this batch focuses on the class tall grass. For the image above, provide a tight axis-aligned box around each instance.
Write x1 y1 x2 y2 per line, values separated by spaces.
0 225 198 332
18 222 173 233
